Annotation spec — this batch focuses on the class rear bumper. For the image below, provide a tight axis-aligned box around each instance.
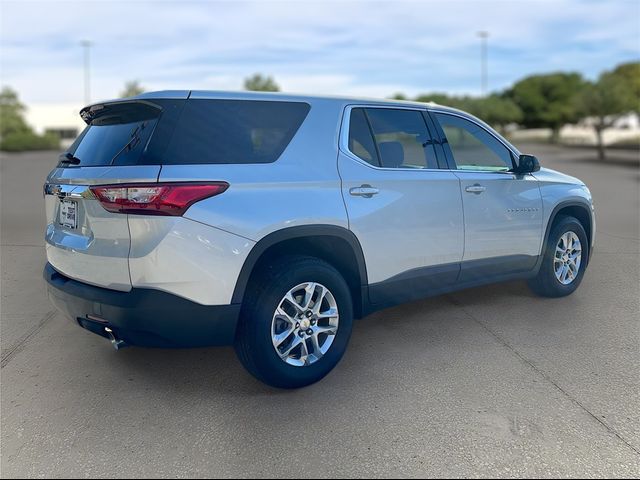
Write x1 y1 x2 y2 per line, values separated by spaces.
44 263 240 348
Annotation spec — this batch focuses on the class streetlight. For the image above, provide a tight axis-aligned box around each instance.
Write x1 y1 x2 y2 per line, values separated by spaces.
477 31 489 96
80 40 92 105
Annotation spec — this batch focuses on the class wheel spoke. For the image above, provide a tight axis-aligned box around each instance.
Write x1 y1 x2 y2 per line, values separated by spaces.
280 335 303 358
314 324 338 336
275 306 296 326
316 307 338 320
568 260 579 275
273 327 295 348
560 264 569 283
309 334 324 360
301 283 316 310
299 338 310 365
312 285 328 314
284 292 304 314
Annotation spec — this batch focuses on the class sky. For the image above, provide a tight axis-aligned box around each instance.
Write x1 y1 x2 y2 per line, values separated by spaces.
1 0 639 106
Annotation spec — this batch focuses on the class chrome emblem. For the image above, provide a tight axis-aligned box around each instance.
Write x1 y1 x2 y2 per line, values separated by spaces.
507 207 539 213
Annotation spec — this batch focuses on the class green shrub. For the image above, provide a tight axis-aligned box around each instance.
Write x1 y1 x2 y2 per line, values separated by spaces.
0 131 60 152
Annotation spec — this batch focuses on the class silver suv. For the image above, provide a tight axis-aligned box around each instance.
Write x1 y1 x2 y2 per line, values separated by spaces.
44 91 595 388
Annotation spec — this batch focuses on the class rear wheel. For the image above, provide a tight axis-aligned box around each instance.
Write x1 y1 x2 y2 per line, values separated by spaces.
234 255 353 389
528 215 589 297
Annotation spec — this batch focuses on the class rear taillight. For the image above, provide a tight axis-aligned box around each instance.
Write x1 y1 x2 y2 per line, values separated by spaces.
90 182 229 216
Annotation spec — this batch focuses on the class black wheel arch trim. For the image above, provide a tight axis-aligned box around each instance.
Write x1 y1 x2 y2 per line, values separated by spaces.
231 225 369 304
537 199 593 271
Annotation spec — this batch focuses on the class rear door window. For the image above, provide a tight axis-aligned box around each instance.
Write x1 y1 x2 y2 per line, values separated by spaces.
162 99 310 164
348 108 379 166
347 107 438 169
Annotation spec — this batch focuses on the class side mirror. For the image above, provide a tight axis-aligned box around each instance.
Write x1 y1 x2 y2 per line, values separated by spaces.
515 154 540 174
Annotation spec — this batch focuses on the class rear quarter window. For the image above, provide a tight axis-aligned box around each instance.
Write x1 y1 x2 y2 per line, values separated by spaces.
71 120 158 166
162 99 310 165
70 101 163 167
68 99 184 167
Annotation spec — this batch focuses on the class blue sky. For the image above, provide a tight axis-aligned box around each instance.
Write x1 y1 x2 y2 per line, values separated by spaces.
1 0 639 105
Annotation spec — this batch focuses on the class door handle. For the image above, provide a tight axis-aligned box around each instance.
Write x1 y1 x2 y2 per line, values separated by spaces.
349 185 379 198
465 184 486 194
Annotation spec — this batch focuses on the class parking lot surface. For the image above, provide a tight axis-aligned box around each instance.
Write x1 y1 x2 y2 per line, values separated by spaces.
1 145 639 478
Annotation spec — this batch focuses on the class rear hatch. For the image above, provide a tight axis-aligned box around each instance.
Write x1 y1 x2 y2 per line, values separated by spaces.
44 94 187 290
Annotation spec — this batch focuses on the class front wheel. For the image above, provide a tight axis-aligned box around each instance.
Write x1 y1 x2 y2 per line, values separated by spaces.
234 255 353 389
528 215 589 298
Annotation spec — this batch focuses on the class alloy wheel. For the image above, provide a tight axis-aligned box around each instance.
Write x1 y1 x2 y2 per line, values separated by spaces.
271 282 339 367
554 231 582 285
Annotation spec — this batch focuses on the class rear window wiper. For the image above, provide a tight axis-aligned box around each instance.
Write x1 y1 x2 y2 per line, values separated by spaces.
109 121 146 165
58 152 81 166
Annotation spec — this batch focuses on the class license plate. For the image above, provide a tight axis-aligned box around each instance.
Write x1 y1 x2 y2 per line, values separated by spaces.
59 199 77 229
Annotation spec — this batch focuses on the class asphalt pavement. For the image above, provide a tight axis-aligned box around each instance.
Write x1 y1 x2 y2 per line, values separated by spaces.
1 144 638 478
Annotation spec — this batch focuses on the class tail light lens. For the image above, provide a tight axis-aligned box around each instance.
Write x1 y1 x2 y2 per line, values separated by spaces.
90 182 229 216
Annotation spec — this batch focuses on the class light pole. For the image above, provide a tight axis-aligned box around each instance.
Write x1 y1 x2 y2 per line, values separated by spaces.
80 40 92 105
477 31 489 96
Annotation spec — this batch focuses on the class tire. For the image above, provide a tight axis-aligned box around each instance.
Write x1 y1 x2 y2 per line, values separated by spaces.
234 255 353 389
528 215 589 298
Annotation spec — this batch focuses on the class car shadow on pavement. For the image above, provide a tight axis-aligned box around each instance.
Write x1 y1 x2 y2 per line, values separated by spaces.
97 280 538 397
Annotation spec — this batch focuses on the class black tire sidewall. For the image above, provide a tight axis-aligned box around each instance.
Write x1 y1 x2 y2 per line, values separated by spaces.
237 256 353 389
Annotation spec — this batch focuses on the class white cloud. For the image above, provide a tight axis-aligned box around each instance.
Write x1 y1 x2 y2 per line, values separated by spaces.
0 0 638 105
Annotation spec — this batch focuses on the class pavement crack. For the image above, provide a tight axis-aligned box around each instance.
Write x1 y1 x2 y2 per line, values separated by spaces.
447 294 640 457
1 310 57 369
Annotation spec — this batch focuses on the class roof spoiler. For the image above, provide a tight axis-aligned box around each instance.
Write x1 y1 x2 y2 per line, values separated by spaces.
79 100 163 126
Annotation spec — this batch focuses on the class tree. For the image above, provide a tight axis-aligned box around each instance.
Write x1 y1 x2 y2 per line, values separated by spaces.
412 93 521 132
463 95 523 133
577 64 639 161
0 86 30 139
0 87 59 151
243 74 280 92
120 80 145 98
414 92 463 108
506 73 585 142
389 93 407 100
609 62 640 112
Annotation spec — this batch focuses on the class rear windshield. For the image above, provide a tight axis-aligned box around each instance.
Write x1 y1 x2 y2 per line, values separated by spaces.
66 98 309 167
69 101 162 167
162 99 310 164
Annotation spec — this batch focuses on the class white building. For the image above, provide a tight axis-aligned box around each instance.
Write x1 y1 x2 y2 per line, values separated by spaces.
24 103 87 148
